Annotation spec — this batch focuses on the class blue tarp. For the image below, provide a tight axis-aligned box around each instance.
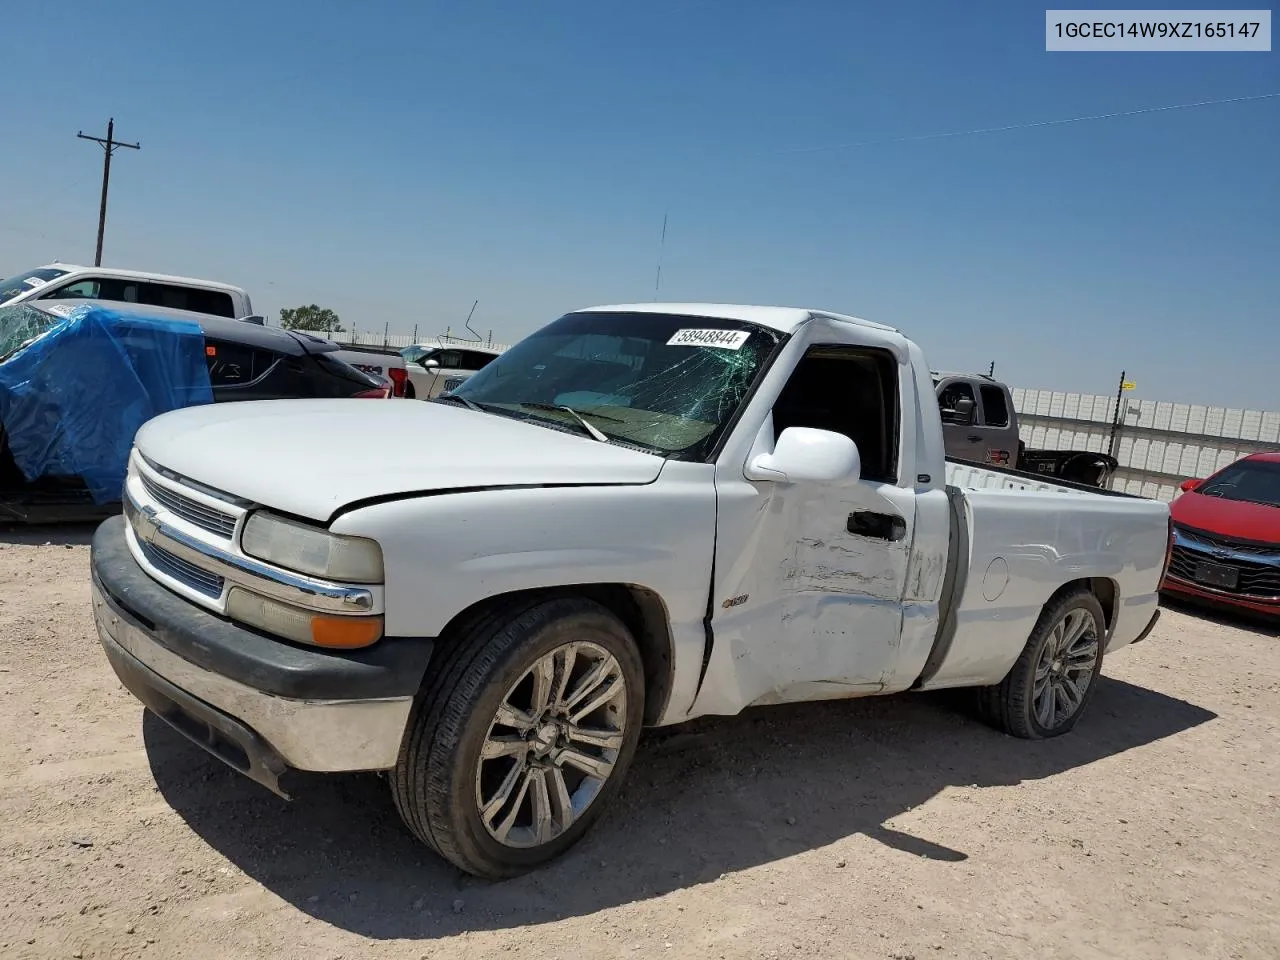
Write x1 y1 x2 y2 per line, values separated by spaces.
0 304 213 502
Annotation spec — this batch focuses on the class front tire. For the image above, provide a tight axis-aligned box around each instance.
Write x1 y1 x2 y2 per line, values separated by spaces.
979 589 1106 739
390 597 645 879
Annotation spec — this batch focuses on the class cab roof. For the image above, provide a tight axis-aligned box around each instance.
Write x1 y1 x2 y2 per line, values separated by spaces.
31 263 247 295
576 302 900 336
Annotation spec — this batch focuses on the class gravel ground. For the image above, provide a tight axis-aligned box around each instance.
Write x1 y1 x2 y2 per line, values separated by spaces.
2 526 1278 960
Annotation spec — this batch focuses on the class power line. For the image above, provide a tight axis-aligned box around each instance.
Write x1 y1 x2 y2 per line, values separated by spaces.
768 91 1280 157
77 118 141 266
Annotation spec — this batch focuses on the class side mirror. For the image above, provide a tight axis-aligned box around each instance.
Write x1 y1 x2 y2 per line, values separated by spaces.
1179 478 1201 493
954 397 976 425
418 358 440 370
745 427 861 484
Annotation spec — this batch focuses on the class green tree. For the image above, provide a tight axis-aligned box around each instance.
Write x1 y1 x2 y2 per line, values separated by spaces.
279 304 344 333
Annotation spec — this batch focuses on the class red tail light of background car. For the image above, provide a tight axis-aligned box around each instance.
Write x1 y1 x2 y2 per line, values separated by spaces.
386 367 408 398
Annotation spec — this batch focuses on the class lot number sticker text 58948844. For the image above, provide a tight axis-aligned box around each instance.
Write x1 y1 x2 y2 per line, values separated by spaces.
666 329 750 350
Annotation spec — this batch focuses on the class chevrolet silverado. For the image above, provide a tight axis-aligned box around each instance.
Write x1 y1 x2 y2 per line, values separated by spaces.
89 302 1172 878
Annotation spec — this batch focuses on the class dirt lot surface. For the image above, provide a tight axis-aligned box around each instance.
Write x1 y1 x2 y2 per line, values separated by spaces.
2 528 1278 960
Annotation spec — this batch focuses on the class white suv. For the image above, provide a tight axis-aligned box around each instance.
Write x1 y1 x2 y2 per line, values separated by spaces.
0 264 253 319
399 343 502 399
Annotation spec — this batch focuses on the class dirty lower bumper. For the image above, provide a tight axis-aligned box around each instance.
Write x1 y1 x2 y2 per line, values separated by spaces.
90 516 433 793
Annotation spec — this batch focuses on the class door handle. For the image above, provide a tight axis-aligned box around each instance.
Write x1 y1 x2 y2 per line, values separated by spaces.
967 435 982 442
847 511 907 542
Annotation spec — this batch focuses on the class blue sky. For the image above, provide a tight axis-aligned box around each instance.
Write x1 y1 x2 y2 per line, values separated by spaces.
3 0 1277 408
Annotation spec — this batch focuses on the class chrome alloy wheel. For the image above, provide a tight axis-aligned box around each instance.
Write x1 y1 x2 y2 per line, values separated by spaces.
475 641 627 848
1033 607 1100 729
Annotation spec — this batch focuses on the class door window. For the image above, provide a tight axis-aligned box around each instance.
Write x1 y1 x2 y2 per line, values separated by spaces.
137 283 236 318
938 381 977 424
770 345 899 482
47 280 100 299
204 339 277 386
979 385 1010 427
461 350 498 370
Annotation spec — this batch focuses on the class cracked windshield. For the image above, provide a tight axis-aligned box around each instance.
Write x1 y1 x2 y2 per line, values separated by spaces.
449 311 782 457
0 304 60 363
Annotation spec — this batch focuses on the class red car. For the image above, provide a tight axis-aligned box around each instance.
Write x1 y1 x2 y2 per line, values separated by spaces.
1161 452 1280 619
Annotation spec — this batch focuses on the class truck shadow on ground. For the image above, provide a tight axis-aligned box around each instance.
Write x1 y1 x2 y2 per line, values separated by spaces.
144 677 1215 941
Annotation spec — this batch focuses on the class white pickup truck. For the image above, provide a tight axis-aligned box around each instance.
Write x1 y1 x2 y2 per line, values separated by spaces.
89 302 1172 879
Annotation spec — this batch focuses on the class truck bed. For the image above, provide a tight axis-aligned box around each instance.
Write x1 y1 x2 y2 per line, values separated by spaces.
945 458 1139 498
921 457 1165 694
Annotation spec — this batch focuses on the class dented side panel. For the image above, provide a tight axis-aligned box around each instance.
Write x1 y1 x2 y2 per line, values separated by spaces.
689 314 929 719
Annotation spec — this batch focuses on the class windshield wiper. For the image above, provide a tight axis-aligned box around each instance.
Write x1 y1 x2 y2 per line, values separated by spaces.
518 402 615 442
433 393 484 413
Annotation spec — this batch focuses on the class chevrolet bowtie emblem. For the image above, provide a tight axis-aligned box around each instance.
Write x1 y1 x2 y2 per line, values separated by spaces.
139 511 161 544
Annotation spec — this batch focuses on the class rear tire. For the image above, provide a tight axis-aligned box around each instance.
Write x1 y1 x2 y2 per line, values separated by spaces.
978 589 1106 739
390 597 645 879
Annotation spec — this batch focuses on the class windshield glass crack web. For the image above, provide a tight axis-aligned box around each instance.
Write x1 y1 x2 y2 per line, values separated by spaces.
450 314 778 459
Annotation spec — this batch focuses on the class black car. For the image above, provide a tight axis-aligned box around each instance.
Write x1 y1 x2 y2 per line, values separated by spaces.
0 298 388 523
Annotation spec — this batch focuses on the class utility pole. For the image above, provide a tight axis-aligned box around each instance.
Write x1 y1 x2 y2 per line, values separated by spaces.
77 118 140 266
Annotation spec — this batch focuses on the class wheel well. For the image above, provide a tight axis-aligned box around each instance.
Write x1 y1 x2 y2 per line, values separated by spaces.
434 584 675 726
1046 577 1118 633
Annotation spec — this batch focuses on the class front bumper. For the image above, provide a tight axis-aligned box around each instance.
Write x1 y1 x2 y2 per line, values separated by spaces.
91 516 434 795
1162 575 1280 620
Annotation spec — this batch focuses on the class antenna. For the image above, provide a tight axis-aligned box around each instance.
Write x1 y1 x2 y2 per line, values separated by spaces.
653 212 668 300
442 300 483 343
462 300 481 342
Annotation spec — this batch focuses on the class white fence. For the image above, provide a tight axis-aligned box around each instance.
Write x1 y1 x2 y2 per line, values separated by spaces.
337 330 514 352
1012 387 1280 502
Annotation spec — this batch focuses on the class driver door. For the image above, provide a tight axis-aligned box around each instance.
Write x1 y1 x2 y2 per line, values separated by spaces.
691 333 918 716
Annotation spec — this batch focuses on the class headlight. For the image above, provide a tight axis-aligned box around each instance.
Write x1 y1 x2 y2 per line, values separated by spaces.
241 511 383 583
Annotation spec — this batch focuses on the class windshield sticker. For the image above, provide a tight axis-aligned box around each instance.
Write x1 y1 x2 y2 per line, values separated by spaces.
46 303 75 317
666 328 749 351
23 277 47 288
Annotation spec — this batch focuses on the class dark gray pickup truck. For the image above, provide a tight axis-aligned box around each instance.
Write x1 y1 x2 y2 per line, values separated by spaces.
933 371 1119 488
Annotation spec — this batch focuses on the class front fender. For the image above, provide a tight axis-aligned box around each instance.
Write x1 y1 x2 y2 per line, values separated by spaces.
329 463 717 722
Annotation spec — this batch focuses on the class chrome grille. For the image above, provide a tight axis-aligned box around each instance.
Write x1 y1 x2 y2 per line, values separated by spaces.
1169 543 1280 599
138 539 226 599
140 471 237 538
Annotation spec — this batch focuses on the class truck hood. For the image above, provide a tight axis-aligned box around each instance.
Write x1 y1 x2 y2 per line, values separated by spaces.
134 399 665 522
1171 490 1280 544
